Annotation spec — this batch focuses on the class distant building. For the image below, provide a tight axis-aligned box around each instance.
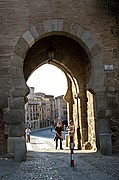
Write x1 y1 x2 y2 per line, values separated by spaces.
25 87 65 130
25 88 68 130
25 87 39 129
55 95 67 126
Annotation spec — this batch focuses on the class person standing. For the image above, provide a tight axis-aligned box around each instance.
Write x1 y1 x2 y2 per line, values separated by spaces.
66 120 75 166
25 127 31 143
50 124 53 132
67 120 75 145
55 122 63 149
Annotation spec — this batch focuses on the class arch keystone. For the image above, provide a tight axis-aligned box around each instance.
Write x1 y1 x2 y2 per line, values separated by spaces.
57 19 64 31
42 20 52 33
51 19 58 31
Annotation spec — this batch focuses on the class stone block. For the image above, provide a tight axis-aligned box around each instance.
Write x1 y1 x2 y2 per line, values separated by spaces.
76 25 85 38
108 100 118 109
112 48 119 58
90 44 101 58
0 56 10 67
85 36 97 51
7 137 15 154
57 19 64 31
96 99 107 109
14 45 25 59
13 78 27 89
11 67 24 79
11 87 29 97
97 110 106 117
99 133 112 156
96 117 109 134
80 30 91 44
22 31 34 45
9 123 25 137
7 137 27 161
9 97 25 109
0 78 12 92
36 22 44 36
17 37 29 51
4 109 25 124
0 97 8 109
89 85 106 93
106 86 117 92
30 26 39 40
105 109 112 117
63 21 70 33
70 23 78 35
42 20 51 32
0 67 11 78
11 53 23 69
51 19 58 31
14 138 27 162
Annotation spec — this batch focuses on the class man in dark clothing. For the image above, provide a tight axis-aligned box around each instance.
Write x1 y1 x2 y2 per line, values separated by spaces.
55 122 63 149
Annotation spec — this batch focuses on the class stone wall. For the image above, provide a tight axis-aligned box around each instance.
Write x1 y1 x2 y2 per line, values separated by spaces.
0 110 6 154
87 90 96 150
109 117 119 153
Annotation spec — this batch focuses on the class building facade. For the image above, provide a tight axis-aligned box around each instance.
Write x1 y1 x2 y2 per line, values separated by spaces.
25 88 67 130
55 95 68 126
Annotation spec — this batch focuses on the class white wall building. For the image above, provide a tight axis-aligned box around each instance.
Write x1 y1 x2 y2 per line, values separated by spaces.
55 95 67 126
25 88 67 130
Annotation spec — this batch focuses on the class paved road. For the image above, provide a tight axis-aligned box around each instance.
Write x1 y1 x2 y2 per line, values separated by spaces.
30 128 67 150
0 128 118 180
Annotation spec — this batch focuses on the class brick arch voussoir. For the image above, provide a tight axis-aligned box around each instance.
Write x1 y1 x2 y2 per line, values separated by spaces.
13 18 104 93
14 18 103 62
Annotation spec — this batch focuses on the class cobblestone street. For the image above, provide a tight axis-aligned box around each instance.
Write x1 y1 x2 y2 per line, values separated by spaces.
0 141 119 180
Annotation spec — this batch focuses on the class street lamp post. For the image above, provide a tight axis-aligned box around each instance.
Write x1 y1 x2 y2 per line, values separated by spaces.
47 45 56 63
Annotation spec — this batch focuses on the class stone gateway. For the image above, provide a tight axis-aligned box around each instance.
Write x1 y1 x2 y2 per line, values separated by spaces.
0 1 119 161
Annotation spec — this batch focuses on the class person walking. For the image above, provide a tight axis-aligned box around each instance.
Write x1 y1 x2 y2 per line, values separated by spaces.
55 122 63 149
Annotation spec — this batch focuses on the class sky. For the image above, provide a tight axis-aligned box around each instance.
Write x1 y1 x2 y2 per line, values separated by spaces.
27 64 67 97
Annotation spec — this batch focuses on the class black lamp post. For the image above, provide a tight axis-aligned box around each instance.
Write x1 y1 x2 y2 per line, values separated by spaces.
47 45 56 63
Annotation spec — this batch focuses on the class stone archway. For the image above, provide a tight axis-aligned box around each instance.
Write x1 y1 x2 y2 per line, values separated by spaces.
4 18 106 160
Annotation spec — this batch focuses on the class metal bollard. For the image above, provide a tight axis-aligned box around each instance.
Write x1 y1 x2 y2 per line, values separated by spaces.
70 142 74 166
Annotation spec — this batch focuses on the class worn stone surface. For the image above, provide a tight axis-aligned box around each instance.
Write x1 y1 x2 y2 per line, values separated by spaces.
9 97 25 109
0 142 119 180
4 109 25 124
14 138 27 162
